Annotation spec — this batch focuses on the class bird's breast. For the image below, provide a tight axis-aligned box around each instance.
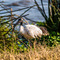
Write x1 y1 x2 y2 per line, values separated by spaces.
20 26 25 34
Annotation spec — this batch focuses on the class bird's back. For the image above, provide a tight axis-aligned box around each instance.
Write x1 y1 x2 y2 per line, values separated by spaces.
22 25 43 39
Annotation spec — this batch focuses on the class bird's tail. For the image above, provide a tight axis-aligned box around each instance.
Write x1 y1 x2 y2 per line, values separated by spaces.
39 26 49 36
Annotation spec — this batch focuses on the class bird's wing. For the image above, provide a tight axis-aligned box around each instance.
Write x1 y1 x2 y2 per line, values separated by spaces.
24 25 42 38
24 26 35 38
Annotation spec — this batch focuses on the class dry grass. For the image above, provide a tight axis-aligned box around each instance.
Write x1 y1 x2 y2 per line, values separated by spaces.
0 42 60 60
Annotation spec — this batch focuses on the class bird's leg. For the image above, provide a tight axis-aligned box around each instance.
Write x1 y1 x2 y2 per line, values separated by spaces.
34 38 36 50
28 39 30 47
28 39 33 48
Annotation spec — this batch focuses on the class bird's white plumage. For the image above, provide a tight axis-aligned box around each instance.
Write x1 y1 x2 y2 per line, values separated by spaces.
19 25 43 39
15 18 49 40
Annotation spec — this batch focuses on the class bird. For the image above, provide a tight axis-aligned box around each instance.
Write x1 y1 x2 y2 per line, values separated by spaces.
18 18 49 40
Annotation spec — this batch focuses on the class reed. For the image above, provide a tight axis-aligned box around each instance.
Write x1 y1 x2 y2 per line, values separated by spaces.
0 42 60 60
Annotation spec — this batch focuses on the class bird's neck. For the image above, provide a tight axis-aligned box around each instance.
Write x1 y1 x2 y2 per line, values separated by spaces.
20 25 24 33
20 22 23 25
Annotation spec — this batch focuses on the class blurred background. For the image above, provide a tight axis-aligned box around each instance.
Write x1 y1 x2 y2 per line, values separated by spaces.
0 0 48 22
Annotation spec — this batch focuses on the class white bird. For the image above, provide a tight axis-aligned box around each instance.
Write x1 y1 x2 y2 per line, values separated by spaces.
19 19 43 40
15 18 49 40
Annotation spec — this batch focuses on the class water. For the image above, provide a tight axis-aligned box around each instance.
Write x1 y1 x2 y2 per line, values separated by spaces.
0 0 48 22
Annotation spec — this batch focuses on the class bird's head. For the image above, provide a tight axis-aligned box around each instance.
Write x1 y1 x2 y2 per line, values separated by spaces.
18 18 23 25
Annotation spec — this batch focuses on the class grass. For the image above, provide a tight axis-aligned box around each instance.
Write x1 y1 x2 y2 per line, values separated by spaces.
0 41 60 60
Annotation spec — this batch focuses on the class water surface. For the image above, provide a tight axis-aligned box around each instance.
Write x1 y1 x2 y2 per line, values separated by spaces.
0 0 48 22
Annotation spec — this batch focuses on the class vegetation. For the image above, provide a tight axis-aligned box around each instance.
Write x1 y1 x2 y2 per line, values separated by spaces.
0 43 60 60
35 0 60 46
40 32 60 47
0 0 60 60
34 0 60 32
